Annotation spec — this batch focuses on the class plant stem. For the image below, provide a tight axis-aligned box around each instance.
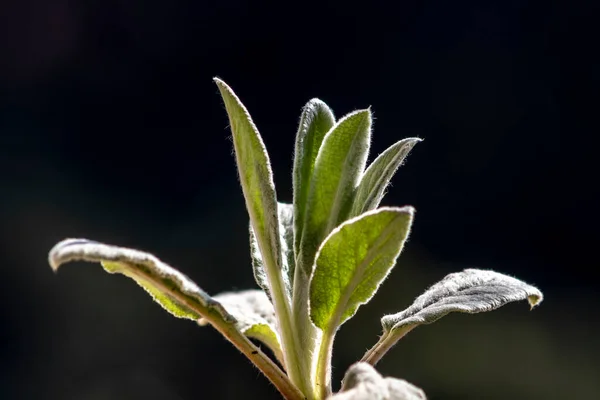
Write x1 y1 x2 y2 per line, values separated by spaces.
360 325 416 366
160 284 304 399
292 273 320 398
201 306 306 400
260 245 313 398
121 266 305 400
314 327 334 399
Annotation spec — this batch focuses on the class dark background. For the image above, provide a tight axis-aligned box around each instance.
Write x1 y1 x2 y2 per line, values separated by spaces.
1 0 598 399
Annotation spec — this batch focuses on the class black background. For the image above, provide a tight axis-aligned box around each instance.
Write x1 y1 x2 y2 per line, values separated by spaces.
1 0 598 399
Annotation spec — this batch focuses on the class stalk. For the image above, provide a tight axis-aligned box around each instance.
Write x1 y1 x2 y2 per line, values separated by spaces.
259 240 313 398
313 326 335 399
360 325 416 366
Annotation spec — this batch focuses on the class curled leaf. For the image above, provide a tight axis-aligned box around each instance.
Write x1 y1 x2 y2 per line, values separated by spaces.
48 238 230 322
330 363 426 400
351 138 421 217
198 289 284 365
251 203 295 301
381 269 543 334
362 269 543 366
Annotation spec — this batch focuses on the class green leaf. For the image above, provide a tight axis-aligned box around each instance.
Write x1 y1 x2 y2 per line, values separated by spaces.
298 109 372 278
331 363 426 400
215 78 311 393
381 268 543 334
251 202 295 301
198 289 284 365
48 238 231 322
214 78 284 295
351 138 421 217
310 207 414 332
293 99 336 256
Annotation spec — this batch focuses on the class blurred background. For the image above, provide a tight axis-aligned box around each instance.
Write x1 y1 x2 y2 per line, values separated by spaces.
1 0 598 399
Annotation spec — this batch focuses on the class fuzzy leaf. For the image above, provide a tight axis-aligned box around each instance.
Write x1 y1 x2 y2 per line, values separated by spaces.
198 289 283 364
310 207 414 332
293 99 336 256
214 79 290 310
48 238 231 322
330 363 426 400
215 79 309 389
351 138 421 217
251 203 295 301
381 269 544 334
298 109 372 277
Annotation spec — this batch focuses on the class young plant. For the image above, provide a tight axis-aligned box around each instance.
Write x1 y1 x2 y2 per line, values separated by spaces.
48 79 543 400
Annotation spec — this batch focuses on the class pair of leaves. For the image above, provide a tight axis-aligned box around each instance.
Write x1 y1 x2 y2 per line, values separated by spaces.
49 239 283 362
295 109 372 278
293 99 336 259
330 363 426 400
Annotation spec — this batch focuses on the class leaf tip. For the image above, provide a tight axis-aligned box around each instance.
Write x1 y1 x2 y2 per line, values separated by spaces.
393 205 416 219
407 137 423 145
527 291 544 310
213 77 234 97
48 254 60 273
344 108 372 122
301 98 336 126
48 238 89 272
306 98 328 108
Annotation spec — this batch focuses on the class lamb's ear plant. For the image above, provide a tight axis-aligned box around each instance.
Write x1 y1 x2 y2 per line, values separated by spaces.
48 78 543 400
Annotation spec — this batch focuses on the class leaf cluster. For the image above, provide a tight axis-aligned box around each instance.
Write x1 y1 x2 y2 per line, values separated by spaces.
48 79 543 400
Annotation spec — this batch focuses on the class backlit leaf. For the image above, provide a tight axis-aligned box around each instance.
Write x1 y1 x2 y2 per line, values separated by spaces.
214 79 286 307
215 79 308 390
298 109 372 278
293 99 336 256
310 207 414 332
351 138 421 217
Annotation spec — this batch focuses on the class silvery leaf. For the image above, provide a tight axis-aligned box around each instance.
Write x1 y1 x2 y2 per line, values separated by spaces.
329 363 426 400
198 289 283 364
381 269 543 333
48 238 230 322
